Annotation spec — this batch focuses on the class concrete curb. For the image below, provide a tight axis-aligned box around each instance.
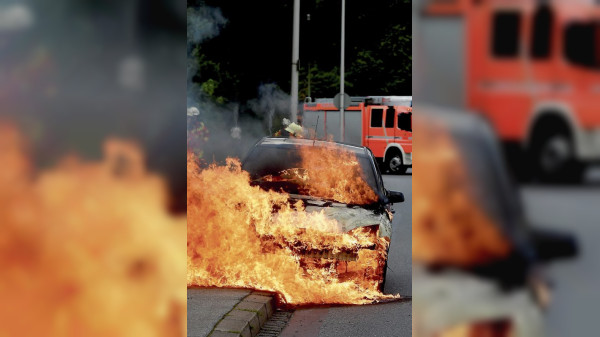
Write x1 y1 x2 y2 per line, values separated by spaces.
210 291 276 337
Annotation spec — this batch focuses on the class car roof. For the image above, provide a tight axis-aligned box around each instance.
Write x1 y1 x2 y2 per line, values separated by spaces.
255 137 370 156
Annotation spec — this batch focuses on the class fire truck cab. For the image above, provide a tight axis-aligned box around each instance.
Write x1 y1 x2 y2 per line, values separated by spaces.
422 0 600 182
301 96 412 174
362 97 413 174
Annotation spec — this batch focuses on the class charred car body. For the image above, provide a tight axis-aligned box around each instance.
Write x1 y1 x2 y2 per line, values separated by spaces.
241 137 404 291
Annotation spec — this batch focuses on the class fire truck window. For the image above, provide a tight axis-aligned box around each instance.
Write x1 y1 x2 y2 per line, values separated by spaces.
531 5 553 59
371 109 383 127
564 23 599 69
491 12 521 58
385 107 395 128
397 113 412 132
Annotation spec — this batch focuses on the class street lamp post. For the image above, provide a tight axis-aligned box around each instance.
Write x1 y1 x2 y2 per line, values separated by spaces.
340 0 345 142
290 0 300 123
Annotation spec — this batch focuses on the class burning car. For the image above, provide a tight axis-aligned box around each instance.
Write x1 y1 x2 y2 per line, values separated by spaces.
240 137 405 292
412 107 578 337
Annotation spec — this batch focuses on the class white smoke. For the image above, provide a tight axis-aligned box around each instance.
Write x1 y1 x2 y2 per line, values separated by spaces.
187 6 227 45
117 55 145 91
187 6 286 163
248 84 291 135
187 5 227 90
0 4 33 32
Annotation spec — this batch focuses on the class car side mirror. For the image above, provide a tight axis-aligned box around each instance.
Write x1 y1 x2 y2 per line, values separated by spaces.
530 227 578 262
387 190 404 204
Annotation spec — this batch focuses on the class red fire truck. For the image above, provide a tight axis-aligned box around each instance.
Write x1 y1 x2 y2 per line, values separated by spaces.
421 0 600 182
301 96 412 174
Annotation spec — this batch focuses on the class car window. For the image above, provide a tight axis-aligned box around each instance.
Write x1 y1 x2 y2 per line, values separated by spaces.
242 145 380 199
356 153 380 195
366 148 385 194
242 146 302 179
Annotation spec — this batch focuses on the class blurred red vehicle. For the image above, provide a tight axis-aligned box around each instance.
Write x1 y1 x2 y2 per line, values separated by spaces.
424 0 600 182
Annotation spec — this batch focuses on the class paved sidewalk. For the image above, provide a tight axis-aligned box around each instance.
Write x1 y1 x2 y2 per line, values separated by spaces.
187 288 252 337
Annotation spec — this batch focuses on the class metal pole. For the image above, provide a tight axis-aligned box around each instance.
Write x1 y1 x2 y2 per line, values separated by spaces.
307 13 311 99
308 62 311 98
340 0 345 141
291 0 300 123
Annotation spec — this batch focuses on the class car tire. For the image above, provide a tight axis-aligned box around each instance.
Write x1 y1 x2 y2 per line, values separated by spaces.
386 150 408 175
530 121 583 184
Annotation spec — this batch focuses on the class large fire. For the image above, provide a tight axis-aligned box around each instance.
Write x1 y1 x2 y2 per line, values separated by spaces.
295 144 379 205
0 124 186 337
412 121 511 266
187 145 398 306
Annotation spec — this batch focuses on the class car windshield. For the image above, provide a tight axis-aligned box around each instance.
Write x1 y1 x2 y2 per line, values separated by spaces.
242 145 380 204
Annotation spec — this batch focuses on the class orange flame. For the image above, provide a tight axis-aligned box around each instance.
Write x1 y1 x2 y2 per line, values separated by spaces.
413 121 511 266
0 124 186 337
257 143 379 205
187 149 398 305
296 144 379 205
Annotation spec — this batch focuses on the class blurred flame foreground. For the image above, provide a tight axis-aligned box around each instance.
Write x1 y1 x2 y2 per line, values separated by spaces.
0 124 186 337
187 145 398 306
412 117 518 336
413 120 511 266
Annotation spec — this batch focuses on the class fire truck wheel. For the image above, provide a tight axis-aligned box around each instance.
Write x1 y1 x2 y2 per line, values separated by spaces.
386 150 408 174
530 121 583 184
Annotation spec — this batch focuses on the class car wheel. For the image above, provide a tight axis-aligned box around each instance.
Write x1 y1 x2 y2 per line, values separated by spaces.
386 150 407 175
530 122 583 184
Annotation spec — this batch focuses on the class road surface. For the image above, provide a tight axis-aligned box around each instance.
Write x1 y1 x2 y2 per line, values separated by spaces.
520 178 600 337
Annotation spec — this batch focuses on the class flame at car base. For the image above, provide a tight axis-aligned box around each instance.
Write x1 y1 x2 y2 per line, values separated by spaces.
187 148 400 306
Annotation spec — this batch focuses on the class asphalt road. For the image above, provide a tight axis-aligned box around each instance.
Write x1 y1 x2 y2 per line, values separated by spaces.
520 178 600 337
280 173 413 337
